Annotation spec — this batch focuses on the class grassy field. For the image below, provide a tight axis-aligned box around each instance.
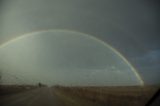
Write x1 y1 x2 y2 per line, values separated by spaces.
0 85 38 96
53 86 159 106
0 85 159 106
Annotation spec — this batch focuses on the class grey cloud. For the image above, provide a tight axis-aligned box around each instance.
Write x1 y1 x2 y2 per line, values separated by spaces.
0 0 159 85
0 31 142 85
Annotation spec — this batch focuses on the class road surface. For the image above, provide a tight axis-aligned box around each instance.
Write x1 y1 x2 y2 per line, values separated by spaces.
0 87 66 106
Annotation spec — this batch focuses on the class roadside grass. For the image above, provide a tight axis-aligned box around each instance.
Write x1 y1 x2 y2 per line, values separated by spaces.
0 85 38 96
53 86 159 106
53 86 102 106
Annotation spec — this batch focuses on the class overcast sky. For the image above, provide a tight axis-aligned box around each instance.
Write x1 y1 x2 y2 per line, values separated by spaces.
0 0 159 85
0 30 143 86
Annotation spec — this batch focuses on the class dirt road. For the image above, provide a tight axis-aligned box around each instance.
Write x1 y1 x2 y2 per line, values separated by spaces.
0 87 65 106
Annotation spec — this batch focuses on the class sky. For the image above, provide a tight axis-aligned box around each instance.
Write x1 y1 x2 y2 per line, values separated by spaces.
0 30 143 86
0 0 159 85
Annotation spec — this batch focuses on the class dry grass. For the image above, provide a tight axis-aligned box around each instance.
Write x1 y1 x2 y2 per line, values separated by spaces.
54 86 159 106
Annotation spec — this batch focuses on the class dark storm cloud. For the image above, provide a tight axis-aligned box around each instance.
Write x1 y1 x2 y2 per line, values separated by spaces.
0 0 159 85
133 50 160 66
0 0 159 56
131 50 160 84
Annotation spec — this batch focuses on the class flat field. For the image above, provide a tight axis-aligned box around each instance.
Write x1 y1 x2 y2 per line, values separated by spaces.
0 85 37 96
0 85 159 106
54 86 159 106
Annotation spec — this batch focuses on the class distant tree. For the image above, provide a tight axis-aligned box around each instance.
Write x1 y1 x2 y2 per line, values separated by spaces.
38 82 47 87
38 82 42 87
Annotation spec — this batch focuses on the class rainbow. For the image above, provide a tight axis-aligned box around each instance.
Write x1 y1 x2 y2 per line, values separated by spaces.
0 29 144 85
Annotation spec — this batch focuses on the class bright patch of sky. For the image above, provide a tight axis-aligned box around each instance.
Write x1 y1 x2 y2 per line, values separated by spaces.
0 30 142 86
